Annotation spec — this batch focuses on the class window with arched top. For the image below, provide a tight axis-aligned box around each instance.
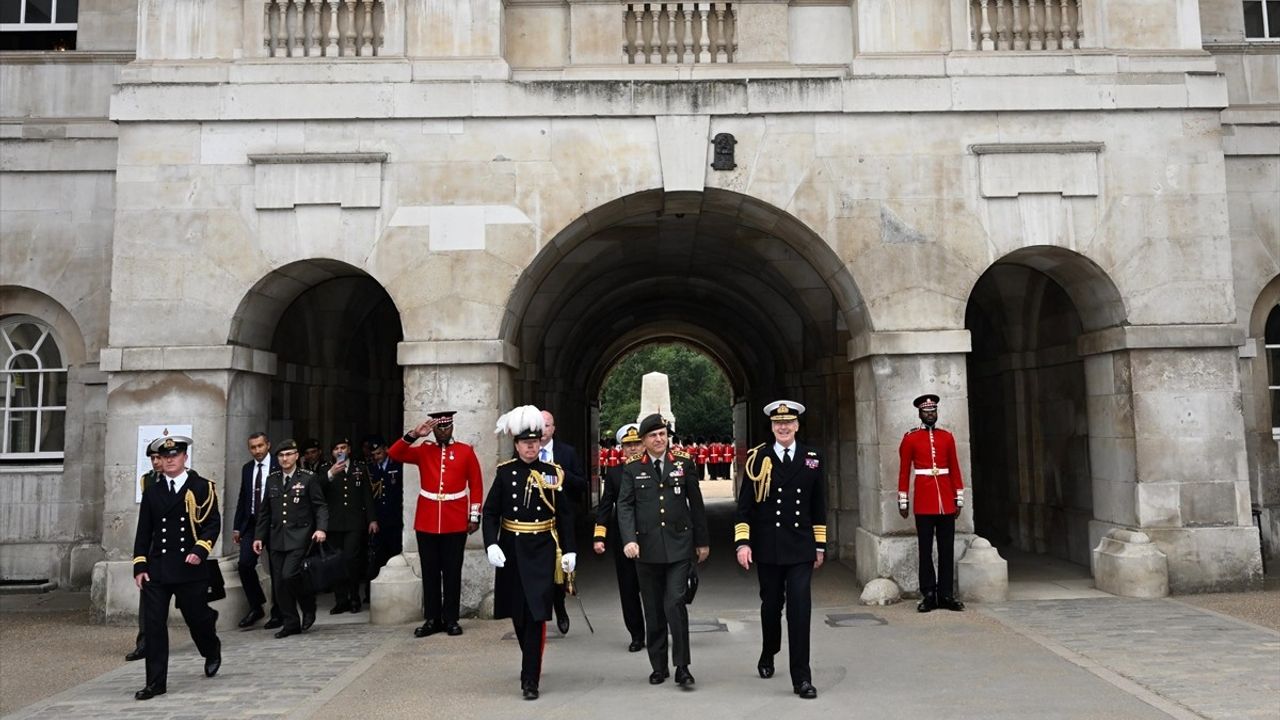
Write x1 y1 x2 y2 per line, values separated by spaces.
1267 303 1280 437
1 316 67 459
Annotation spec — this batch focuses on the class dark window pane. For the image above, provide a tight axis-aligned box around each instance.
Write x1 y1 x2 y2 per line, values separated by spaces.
1267 305 1280 344
6 410 36 453
0 30 77 50
1269 0 1280 38
43 370 67 406
1269 348 1280 389
1245 1 1265 38
55 0 75 23
23 0 52 23
34 333 61 368
6 369 36 409
38 409 64 452
1273 389 1280 429
1 2 21 23
6 323 42 352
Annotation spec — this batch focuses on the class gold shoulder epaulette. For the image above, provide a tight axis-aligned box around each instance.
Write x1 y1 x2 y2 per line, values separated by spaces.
749 443 767 453
296 468 314 477
626 452 644 463
672 449 692 459
497 457 518 467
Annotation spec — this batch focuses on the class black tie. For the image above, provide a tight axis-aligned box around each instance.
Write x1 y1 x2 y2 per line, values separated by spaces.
252 463 263 515
654 459 662 477
783 448 791 465
169 479 176 494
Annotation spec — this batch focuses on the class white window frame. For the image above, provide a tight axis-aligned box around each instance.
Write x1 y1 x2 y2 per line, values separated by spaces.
1267 304 1280 440
1244 0 1280 40
1 317 67 460
0 1 78 33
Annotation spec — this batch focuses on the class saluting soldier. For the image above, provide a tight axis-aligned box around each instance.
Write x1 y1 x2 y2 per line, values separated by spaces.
253 439 329 637
126 445 164 663
618 413 709 688
736 401 826 699
389 410 484 638
483 405 577 700
322 438 378 614
131 435 221 701
592 422 647 653
898 394 966 613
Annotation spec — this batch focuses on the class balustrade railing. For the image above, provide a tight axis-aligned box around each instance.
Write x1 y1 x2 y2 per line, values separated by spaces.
622 3 736 64
970 0 1082 51
262 0 384 58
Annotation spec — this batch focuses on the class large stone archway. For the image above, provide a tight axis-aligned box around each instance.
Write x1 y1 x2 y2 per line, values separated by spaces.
499 188 867 560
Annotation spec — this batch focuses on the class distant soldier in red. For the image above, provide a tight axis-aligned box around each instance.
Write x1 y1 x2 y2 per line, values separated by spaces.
723 439 736 479
897 394 965 613
708 440 723 479
389 410 484 638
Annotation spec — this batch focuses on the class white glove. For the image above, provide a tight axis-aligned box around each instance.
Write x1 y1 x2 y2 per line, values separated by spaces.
955 490 965 509
486 544 506 568
561 552 577 573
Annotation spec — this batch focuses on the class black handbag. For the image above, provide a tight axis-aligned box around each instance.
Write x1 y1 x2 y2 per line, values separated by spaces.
301 541 347 595
206 558 227 602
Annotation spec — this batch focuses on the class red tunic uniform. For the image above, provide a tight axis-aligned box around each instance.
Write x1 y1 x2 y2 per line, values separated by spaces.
389 438 484 534
897 426 965 515
608 446 623 468
708 442 723 464
724 443 735 466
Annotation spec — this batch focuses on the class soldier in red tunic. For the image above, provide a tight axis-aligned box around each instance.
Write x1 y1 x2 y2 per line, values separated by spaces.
897 394 965 613
389 410 484 637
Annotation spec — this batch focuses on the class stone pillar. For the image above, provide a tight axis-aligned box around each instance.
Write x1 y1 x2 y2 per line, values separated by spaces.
849 330 973 593
957 537 1008 602
1092 528 1168 598
1080 326 1263 593
372 340 518 622
91 344 275 622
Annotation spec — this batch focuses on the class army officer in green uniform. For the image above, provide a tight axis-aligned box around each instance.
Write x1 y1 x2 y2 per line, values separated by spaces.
253 438 328 638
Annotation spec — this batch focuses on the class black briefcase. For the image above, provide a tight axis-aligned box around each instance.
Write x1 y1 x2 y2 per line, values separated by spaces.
301 541 347 595
683 565 699 605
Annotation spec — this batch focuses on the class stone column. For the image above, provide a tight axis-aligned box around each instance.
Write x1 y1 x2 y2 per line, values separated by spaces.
849 330 973 593
91 344 275 627
1080 325 1263 592
373 340 518 623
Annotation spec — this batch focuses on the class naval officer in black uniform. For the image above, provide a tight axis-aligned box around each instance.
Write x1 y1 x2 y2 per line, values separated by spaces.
736 400 827 699
131 435 222 700
253 438 328 638
618 413 709 687
593 422 647 652
483 405 577 700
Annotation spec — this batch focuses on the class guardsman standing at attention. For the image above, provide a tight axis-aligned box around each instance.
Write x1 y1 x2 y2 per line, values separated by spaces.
898 394 966 613
618 413 709 688
322 438 378 614
483 405 577 700
253 439 329 637
593 422 647 653
131 435 222 700
736 401 826 699
390 410 484 638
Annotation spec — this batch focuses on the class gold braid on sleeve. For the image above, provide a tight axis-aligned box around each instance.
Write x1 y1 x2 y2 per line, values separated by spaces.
744 445 773 503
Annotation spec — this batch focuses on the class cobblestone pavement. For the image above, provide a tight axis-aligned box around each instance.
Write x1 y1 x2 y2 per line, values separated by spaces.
983 598 1280 720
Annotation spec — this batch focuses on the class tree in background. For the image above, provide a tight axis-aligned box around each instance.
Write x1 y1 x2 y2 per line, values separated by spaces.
599 343 732 440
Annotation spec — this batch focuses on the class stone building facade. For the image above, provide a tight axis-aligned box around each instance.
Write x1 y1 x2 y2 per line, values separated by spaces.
1 0 1276 621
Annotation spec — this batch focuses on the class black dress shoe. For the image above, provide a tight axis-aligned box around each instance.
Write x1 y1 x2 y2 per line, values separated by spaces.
446 622 463 636
350 598 362 613
794 680 818 699
275 627 301 639
522 682 539 700
238 607 266 628
917 593 937 613
413 619 443 638
628 639 645 652
757 652 774 678
674 666 695 686
263 617 284 630
301 611 316 631
329 603 351 615
648 670 668 685
204 649 221 678
124 646 145 662
939 596 966 611
134 684 166 701
556 615 570 635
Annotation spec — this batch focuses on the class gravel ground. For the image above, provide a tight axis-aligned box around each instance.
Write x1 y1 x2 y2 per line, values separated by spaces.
1173 575 1280 631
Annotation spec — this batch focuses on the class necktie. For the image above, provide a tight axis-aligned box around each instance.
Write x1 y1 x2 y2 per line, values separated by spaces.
654 459 662 477
252 463 263 515
783 448 792 465
169 479 176 494
540 448 549 463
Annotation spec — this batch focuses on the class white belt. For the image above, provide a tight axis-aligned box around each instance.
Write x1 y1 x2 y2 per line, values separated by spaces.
914 468 950 476
420 489 467 501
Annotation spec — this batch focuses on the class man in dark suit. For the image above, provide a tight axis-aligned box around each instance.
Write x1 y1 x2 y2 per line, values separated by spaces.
253 438 328 638
322 438 378 614
232 431 280 628
593 422 647 652
131 435 221 700
537 409 585 634
618 413 709 687
736 400 827 699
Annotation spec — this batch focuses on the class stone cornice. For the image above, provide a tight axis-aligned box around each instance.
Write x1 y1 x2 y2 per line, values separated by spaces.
0 51 134 65
99 345 277 375
969 142 1105 155
1076 325 1246 357
247 152 388 164
847 330 972 362
397 340 521 369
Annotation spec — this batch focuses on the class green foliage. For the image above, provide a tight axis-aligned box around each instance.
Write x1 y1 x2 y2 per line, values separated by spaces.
599 343 732 441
